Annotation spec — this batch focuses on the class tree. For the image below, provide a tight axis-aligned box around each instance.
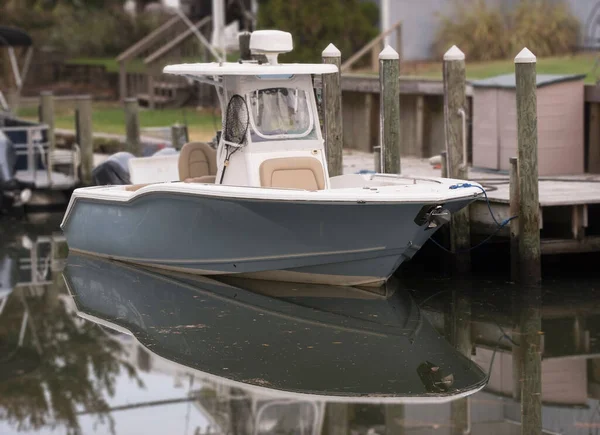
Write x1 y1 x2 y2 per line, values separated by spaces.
0 281 143 435
256 0 379 64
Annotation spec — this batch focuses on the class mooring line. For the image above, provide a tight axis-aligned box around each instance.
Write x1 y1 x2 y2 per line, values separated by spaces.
431 183 519 254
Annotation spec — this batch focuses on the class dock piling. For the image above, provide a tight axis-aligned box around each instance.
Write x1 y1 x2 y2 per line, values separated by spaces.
39 91 55 150
443 45 470 272
171 123 188 151
322 43 343 177
40 91 55 183
440 151 448 178
124 98 141 156
515 48 541 286
374 145 381 173
509 157 520 282
379 45 400 174
75 95 93 185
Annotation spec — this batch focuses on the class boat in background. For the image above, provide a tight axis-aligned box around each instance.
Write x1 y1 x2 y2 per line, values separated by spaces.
1 26 81 213
60 30 482 287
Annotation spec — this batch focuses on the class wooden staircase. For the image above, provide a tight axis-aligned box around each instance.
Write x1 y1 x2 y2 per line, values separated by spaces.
116 13 217 109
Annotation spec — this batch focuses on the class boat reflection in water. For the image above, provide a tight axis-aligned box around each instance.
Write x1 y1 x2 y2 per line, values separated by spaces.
62 253 487 431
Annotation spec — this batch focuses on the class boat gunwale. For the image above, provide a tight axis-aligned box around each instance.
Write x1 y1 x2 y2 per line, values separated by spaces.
59 182 481 230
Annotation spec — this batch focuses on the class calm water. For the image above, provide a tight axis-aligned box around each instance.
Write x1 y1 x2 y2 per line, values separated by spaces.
1 214 600 435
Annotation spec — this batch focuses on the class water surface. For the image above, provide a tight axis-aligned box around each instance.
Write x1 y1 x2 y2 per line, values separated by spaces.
1 214 599 434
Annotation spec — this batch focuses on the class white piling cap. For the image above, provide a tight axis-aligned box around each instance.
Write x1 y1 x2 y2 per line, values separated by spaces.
443 45 465 61
379 44 399 60
322 43 341 58
514 47 536 63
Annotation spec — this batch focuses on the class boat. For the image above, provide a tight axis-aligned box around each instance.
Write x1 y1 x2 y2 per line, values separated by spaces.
1 26 81 213
62 252 488 402
60 30 482 287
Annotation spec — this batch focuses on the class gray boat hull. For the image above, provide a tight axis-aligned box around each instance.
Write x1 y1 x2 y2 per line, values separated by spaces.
61 192 473 286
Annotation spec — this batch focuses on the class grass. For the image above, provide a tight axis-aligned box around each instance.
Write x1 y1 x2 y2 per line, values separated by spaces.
67 52 242 74
66 57 128 73
17 101 221 142
365 52 600 84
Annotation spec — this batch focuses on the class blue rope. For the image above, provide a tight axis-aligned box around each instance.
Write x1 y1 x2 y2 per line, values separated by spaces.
431 182 519 254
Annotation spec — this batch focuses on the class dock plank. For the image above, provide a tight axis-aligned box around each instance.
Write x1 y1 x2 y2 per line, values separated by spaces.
483 180 600 206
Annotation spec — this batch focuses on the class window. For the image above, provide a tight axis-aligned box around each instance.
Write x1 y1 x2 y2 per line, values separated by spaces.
248 87 314 140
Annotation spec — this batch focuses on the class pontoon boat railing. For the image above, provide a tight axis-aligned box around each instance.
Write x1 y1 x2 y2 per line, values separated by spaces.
1 124 80 188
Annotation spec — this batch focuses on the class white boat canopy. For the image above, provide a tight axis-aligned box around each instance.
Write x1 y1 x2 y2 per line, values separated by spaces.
163 62 338 77
163 29 338 78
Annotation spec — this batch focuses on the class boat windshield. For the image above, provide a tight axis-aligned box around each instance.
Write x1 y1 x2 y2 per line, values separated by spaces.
248 87 314 141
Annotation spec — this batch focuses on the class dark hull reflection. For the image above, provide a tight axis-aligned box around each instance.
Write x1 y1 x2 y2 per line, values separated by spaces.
62 253 487 403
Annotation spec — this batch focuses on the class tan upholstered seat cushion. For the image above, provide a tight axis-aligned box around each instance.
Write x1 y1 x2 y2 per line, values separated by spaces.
178 142 217 181
259 157 326 191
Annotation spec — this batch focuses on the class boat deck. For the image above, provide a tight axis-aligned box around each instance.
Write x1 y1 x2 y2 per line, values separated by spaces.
15 170 77 190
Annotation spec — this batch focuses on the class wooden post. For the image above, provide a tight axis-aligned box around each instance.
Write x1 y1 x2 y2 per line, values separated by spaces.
148 75 155 110
119 61 127 101
76 95 93 185
443 45 470 272
322 43 343 177
385 404 405 434
374 146 381 172
6 88 19 113
510 157 520 282
324 403 348 435
441 151 448 178
40 91 55 152
444 290 472 435
124 98 141 156
518 286 542 435
415 95 425 157
171 123 188 150
379 45 400 174
239 31 252 61
589 103 600 173
515 48 541 286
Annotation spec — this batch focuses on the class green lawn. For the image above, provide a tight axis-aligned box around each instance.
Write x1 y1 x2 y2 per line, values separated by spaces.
402 52 599 83
67 58 153 74
17 101 221 142
67 51 242 74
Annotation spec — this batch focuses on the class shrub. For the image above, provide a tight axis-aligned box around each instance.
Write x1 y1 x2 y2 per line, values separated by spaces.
432 0 581 61
509 0 580 57
432 0 508 61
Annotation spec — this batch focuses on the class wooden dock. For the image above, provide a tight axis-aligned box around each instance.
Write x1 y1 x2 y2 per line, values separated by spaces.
342 150 600 255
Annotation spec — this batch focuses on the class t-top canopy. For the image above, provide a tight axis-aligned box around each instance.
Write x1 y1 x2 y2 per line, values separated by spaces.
163 61 338 78
0 26 33 47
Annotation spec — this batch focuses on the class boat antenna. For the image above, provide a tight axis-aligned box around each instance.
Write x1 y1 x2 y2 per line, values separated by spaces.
219 94 249 184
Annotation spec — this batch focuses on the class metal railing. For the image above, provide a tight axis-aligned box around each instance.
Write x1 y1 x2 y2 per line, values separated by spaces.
1 123 79 189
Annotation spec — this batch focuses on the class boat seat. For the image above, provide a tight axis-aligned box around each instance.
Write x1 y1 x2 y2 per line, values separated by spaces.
178 142 217 182
259 157 326 191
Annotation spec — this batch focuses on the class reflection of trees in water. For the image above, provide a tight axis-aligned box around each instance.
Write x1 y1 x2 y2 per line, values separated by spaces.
0 277 142 435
